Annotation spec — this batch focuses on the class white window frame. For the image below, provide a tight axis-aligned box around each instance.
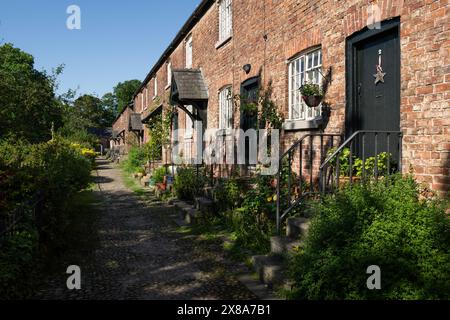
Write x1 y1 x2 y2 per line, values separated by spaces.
144 87 148 110
219 86 233 130
167 62 172 86
141 92 144 111
186 35 193 68
185 105 193 138
288 48 322 121
153 77 158 98
218 0 232 43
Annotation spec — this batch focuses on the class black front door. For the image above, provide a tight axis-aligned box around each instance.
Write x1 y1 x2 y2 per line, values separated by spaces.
346 18 401 160
240 77 260 168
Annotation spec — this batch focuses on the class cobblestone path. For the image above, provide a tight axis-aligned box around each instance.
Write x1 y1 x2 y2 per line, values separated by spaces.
34 159 257 300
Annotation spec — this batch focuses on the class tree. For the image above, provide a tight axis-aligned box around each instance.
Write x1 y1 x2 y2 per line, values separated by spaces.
101 92 118 119
0 43 62 142
113 80 141 114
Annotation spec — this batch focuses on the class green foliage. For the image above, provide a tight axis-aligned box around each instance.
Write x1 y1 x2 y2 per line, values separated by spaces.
0 136 93 298
152 166 167 184
0 43 62 142
145 115 164 162
354 152 397 177
113 80 141 114
327 148 397 177
0 228 38 299
122 145 147 173
287 175 450 300
173 167 206 201
220 174 280 253
215 178 243 211
234 84 284 129
240 102 258 116
299 83 323 97
259 84 284 130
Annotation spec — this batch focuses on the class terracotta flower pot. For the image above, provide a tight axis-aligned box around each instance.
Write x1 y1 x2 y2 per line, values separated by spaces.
302 95 323 108
270 178 278 188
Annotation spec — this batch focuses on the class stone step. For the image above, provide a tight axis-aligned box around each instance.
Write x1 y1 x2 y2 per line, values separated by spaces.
194 197 215 214
270 236 303 256
181 208 201 225
286 217 311 239
251 255 285 288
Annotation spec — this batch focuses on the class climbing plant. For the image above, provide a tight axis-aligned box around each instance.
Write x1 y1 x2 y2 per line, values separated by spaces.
234 82 284 130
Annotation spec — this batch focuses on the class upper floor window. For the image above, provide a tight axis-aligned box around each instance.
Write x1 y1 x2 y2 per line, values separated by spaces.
219 0 232 43
144 87 148 110
186 35 193 68
140 92 144 111
167 62 172 86
288 48 322 121
219 86 233 130
153 77 158 98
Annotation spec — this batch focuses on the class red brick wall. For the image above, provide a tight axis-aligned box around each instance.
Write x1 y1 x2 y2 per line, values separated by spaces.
112 106 133 152
130 0 449 193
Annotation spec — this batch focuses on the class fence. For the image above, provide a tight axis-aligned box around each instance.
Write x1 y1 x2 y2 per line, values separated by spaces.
0 193 44 247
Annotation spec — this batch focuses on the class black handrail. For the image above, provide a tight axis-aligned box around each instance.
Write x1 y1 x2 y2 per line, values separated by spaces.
276 133 342 234
319 130 403 193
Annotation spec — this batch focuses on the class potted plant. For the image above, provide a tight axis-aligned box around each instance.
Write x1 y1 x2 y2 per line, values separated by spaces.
300 83 324 108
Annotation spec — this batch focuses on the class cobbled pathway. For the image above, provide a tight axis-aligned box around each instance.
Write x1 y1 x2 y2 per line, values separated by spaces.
34 159 257 300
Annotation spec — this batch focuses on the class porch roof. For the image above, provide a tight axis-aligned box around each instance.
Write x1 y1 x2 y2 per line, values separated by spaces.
112 129 125 140
142 104 163 124
129 113 143 131
170 69 209 105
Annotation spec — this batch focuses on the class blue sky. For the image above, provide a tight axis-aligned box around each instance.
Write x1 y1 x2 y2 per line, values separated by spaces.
0 0 200 97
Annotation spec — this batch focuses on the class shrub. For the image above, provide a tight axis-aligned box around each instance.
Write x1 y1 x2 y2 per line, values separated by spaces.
123 145 147 173
215 178 243 211
173 167 205 201
287 175 450 300
222 174 278 253
0 137 93 299
152 166 167 184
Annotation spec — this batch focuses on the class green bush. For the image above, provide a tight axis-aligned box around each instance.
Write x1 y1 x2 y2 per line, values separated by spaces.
221 174 278 254
287 175 450 300
215 178 243 211
122 145 147 173
152 166 167 184
0 137 93 299
173 167 205 201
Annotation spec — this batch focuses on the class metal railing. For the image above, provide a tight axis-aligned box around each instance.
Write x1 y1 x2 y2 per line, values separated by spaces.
319 130 403 193
276 133 343 234
0 193 44 247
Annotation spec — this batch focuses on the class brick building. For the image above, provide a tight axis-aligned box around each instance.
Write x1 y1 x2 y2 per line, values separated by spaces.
112 0 449 194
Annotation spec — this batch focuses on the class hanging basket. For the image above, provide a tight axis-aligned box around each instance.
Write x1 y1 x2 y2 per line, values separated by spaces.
302 95 323 108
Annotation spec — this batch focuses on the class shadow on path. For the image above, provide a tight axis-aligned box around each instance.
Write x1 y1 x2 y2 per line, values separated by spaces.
34 158 256 300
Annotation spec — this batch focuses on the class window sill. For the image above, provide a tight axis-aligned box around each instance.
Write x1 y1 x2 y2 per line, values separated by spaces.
152 96 157 100
215 35 232 49
165 84 171 90
216 128 233 137
282 117 323 131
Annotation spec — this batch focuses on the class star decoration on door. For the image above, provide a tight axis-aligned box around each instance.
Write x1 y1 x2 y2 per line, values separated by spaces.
374 65 386 85
374 49 387 85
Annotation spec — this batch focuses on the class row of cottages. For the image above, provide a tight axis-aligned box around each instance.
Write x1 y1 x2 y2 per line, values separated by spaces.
111 0 449 195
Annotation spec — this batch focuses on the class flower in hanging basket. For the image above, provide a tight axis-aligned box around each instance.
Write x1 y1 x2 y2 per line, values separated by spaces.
300 83 324 108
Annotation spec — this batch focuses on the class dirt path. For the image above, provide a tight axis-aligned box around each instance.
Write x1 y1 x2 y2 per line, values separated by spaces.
34 159 256 300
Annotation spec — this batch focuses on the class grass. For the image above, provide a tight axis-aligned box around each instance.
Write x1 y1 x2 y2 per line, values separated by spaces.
121 168 148 197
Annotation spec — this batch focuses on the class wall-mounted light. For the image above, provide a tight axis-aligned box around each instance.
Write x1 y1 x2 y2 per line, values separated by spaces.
243 64 251 74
